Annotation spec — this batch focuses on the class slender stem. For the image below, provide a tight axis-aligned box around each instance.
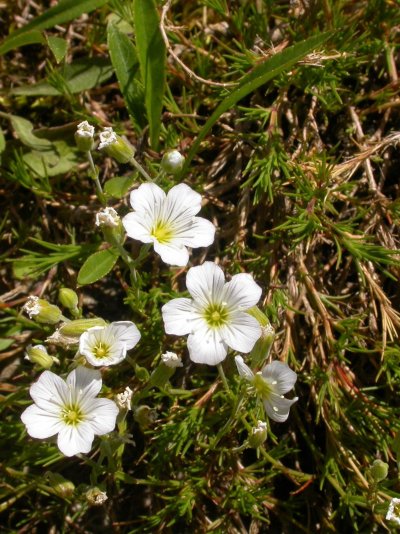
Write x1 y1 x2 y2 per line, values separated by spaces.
130 157 153 182
87 151 106 205
217 363 232 395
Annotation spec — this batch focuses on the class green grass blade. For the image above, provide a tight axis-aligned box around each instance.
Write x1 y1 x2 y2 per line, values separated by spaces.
107 23 147 130
133 0 166 149
0 0 109 55
181 31 333 174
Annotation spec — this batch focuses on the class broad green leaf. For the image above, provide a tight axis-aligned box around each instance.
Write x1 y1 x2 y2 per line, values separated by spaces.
107 23 146 130
23 141 79 177
104 175 137 198
133 0 166 149
181 32 333 174
11 58 114 96
46 35 68 64
0 0 109 55
10 116 52 150
77 248 120 285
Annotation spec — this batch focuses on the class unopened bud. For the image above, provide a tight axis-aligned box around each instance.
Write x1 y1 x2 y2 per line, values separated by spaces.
95 207 120 228
98 127 135 163
45 472 75 498
25 344 54 369
246 307 275 368
135 363 150 382
134 405 156 429
58 318 107 337
161 149 185 175
248 421 267 448
370 459 389 483
149 352 183 388
86 487 108 506
75 121 95 152
23 296 62 324
58 288 79 315
161 351 183 368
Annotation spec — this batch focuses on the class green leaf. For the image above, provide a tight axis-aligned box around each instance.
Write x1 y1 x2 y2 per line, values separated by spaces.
11 57 114 96
0 0 109 55
107 23 146 130
0 128 5 154
23 141 79 177
77 248 120 285
133 0 166 149
10 116 52 150
46 35 68 64
104 175 137 199
181 31 333 174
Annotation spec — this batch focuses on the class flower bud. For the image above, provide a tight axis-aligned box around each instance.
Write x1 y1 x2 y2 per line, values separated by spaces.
85 487 108 506
134 405 157 429
57 318 107 337
25 344 55 369
58 288 79 315
370 459 389 483
45 472 75 498
135 363 150 382
23 296 62 324
248 420 267 448
74 121 95 152
149 352 183 388
98 127 135 163
161 149 185 175
246 307 275 368
116 386 133 411
161 351 183 368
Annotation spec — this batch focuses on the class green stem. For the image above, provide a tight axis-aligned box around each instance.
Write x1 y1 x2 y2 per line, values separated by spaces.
87 151 106 205
217 363 233 397
130 157 153 182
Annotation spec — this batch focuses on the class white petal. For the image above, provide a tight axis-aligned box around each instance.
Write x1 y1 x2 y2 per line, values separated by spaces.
220 311 261 353
109 321 141 350
179 217 216 248
164 183 202 218
122 212 153 243
187 328 228 365
222 273 262 310
153 240 189 266
57 422 94 456
262 361 297 394
84 398 119 435
66 366 102 398
186 262 225 306
263 393 298 423
234 356 255 381
21 404 63 438
162 298 197 335
29 370 68 409
129 183 166 215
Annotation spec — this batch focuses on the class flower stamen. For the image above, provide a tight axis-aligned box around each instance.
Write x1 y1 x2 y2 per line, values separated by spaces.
204 304 229 328
151 221 173 244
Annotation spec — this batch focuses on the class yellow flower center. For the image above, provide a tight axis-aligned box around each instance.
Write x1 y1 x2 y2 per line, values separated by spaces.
62 405 84 426
93 342 109 359
151 221 173 244
204 304 229 328
253 373 272 398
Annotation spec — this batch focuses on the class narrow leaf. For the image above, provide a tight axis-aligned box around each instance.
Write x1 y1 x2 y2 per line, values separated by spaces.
107 23 146 130
0 31 45 56
0 0 109 55
181 32 333 174
77 248 120 285
133 0 166 149
10 116 52 150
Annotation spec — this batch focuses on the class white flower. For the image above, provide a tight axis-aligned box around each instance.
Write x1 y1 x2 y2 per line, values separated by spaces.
76 121 95 138
162 262 262 365
122 183 216 266
79 321 141 367
387 498 400 525
21 366 118 457
95 207 120 228
161 351 183 368
98 127 117 149
235 356 298 422
116 386 133 411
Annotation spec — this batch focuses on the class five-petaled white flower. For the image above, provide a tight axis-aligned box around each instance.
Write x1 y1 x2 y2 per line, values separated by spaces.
162 262 262 365
235 356 298 422
387 498 400 525
79 321 140 367
21 366 119 457
122 183 216 266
